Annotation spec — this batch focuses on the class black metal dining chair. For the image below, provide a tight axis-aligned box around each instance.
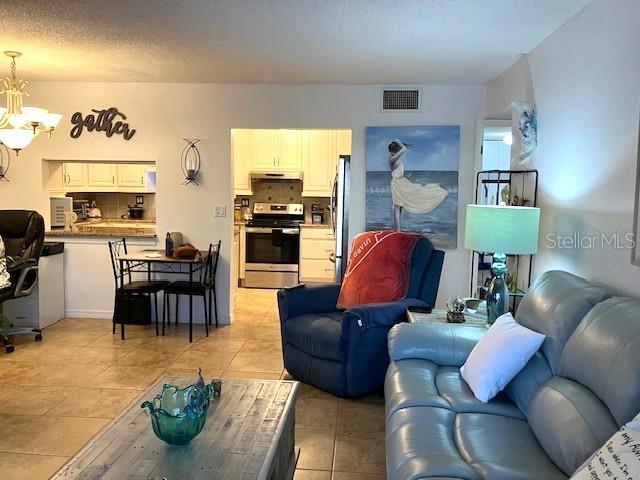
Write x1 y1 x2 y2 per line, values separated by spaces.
108 238 170 340
163 240 221 341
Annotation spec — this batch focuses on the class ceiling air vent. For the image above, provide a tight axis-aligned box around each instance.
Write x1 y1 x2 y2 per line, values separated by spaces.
382 88 420 112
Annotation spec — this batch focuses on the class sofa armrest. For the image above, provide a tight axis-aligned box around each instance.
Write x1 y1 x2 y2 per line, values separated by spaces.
342 298 427 332
388 322 486 366
277 283 342 321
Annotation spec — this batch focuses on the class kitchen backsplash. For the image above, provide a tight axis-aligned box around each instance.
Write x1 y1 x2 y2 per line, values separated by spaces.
236 178 330 223
69 192 156 221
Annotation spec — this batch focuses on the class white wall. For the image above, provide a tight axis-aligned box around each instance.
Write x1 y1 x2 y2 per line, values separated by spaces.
0 83 485 321
485 0 640 295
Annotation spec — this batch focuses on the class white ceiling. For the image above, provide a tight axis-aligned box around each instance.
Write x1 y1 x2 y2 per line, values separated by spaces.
0 0 591 84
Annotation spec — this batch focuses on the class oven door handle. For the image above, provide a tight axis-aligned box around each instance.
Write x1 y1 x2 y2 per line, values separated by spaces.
245 227 299 235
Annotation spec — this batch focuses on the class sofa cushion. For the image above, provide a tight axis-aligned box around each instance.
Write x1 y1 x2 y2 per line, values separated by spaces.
558 296 640 427
454 412 567 480
515 270 610 373
386 406 483 480
385 359 524 420
283 312 345 362
527 376 619 476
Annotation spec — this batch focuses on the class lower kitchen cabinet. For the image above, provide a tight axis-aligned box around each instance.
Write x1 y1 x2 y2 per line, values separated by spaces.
299 226 336 283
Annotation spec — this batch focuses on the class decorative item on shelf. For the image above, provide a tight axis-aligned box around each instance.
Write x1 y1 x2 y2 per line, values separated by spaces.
181 138 202 185
0 51 62 154
446 296 466 323
0 143 9 181
465 204 540 324
500 184 511 205
69 107 136 140
141 369 222 446
63 211 79 234
511 101 537 167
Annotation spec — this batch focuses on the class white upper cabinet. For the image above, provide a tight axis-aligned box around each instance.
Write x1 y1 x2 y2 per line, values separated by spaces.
302 130 337 197
251 129 302 171
117 163 145 187
55 162 154 193
232 129 253 195
301 129 351 197
87 163 116 188
276 130 303 170
231 128 351 196
63 163 87 188
251 129 280 170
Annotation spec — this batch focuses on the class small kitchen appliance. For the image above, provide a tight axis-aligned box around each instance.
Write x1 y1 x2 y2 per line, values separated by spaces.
49 196 72 227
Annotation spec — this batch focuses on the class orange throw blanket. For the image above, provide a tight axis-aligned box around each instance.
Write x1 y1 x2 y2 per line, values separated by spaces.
337 231 422 309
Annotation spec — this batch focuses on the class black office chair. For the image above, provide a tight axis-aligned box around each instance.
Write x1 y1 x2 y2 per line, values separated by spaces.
163 241 221 341
0 210 45 353
108 238 170 340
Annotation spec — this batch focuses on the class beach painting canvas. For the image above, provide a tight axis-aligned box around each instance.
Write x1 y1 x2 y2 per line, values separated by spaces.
365 125 460 249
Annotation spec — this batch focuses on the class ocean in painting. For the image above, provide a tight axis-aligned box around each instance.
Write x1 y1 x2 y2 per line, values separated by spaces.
365 170 458 249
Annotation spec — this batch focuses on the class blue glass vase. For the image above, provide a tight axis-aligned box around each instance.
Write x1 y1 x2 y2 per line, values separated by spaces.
486 253 509 324
142 373 221 446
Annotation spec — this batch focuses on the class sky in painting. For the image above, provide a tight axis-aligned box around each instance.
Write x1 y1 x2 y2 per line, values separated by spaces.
366 125 460 172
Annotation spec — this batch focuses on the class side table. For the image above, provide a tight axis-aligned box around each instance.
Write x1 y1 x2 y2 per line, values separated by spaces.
407 308 489 328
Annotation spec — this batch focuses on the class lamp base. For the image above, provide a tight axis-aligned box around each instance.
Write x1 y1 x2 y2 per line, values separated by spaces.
486 253 509 324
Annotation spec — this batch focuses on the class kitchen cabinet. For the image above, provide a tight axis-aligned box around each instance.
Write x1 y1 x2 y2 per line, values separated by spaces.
302 130 338 197
117 163 146 188
251 129 302 171
55 162 155 193
299 226 336 283
63 163 88 188
87 163 116 188
232 129 253 195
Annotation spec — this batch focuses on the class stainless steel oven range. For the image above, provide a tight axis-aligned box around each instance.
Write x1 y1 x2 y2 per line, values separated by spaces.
242 202 303 288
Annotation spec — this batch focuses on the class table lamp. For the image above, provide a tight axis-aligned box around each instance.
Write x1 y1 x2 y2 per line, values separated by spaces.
464 205 540 324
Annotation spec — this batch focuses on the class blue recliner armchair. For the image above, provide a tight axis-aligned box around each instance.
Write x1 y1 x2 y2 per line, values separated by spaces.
277 236 444 398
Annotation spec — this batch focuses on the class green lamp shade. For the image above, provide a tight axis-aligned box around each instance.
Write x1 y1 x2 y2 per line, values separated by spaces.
464 205 540 254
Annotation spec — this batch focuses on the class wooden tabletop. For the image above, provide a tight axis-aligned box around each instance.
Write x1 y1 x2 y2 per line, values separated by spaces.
118 249 207 264
53 377 300 480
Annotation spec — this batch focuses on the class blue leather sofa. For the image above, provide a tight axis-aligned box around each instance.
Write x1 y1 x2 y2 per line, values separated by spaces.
385 270 640 479
277 237 444 398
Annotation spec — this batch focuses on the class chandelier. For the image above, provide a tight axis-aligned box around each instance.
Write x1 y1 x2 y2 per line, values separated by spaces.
0 51 62 154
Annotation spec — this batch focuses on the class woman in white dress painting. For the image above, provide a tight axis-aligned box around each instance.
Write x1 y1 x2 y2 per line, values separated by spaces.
388 139 448 231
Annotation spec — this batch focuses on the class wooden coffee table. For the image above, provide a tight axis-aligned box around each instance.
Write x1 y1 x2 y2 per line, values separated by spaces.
52 377 300 480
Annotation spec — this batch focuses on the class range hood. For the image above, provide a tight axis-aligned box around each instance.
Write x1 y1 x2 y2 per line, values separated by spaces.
249 171 303 180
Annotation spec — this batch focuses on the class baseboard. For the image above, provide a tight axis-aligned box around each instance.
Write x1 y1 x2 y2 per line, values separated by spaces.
65 309 113 319
64 308 231 325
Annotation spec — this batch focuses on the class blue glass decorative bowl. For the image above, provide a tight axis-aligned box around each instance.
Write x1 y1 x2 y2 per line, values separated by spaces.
142 373 221 446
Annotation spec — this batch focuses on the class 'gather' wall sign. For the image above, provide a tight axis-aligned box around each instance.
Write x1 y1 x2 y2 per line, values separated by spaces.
70 107 137 140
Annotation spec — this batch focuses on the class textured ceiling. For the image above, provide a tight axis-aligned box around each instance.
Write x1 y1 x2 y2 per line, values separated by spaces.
0 0 591 84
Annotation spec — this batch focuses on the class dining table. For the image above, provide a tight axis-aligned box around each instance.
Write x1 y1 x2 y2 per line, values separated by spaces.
117 248 208 342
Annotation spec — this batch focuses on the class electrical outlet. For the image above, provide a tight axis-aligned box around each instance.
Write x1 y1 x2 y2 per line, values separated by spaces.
214 206 226 217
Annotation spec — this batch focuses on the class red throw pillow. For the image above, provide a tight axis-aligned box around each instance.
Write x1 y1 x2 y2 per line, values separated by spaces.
336 231 422 309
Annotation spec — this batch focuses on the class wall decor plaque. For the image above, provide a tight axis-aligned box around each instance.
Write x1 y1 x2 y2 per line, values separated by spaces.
70 107 136 140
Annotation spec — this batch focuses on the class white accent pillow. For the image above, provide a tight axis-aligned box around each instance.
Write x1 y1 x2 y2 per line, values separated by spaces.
570 412 640 479
460 312 545 403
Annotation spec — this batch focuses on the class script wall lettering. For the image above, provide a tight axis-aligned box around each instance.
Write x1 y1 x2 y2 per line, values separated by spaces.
70 107 136 140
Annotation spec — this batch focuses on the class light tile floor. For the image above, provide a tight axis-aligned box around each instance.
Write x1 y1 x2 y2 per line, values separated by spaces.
0 288 386 480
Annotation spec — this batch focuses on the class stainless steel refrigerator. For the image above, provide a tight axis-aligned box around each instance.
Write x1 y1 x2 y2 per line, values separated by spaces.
330 154 351 282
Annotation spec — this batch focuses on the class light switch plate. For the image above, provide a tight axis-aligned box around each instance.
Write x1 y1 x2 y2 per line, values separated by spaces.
214 206 226 217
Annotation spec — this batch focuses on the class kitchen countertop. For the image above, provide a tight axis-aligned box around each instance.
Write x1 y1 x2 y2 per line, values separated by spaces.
300 223 332 228
46 218 157 238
